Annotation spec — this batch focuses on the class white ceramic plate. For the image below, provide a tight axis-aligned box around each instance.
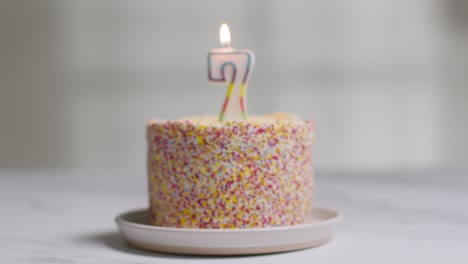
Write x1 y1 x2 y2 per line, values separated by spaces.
116 207 341 255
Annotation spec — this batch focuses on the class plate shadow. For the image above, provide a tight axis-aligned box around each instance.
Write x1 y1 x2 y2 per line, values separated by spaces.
76 231 284 259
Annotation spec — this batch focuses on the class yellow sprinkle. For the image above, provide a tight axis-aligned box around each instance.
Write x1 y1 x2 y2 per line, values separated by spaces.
180 218 186 226
197 136 204 145
154 154 162 161
161 183 168 193
183 208 191 215
236 212 243 219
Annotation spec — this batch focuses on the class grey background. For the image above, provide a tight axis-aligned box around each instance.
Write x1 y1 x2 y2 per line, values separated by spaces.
0 0 467 171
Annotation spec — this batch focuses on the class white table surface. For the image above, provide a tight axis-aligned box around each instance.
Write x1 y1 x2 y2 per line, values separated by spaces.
1 169 467 263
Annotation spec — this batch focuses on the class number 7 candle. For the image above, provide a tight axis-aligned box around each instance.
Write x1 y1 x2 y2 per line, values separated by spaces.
208 23 255 122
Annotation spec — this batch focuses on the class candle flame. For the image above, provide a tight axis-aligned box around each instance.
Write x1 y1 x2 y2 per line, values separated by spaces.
219 23 231 47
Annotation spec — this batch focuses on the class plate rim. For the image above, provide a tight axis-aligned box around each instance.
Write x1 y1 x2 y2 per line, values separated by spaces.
116 207 342 233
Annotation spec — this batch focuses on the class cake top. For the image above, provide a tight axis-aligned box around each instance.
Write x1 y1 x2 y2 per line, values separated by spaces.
148 113 310 127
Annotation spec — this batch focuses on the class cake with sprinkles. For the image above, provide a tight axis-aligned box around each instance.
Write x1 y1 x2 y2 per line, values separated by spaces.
147 113 315 228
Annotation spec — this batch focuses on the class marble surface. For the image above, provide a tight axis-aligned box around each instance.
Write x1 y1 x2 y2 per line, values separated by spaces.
1 169 467 263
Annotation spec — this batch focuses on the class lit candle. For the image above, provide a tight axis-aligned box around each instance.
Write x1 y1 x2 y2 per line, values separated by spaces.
208 23 255 122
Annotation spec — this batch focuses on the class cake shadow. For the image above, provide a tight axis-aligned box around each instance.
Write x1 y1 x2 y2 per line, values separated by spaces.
77 231 298 259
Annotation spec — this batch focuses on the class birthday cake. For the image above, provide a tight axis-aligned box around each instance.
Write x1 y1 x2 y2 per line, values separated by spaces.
147 113 315 228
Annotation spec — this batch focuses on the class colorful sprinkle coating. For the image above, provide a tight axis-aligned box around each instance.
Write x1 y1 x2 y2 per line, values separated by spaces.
147 113 315 228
